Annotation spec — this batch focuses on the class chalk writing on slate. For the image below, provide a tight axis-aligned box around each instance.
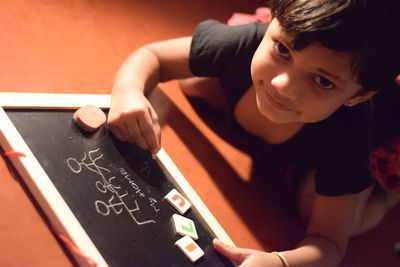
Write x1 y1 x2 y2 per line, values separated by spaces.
6 109 232 267
66 148 157 226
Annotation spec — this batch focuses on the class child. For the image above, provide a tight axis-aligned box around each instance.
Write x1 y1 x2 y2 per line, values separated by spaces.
108 0 400 266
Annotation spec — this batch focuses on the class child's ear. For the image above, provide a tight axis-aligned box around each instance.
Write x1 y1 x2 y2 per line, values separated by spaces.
344 90 377 107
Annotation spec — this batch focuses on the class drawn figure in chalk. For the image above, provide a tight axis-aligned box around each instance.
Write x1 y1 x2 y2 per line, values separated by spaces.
67 148 156 226
95 176 121 194
66 148 112 189
95 192 156 225
66 148 110 176
95 194 125 216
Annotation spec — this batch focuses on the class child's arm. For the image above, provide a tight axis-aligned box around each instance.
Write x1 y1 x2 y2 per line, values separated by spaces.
214 188 371 267
108 37 193 153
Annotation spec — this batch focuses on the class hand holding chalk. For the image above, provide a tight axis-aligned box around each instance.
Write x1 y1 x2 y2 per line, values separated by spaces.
107 90 161 153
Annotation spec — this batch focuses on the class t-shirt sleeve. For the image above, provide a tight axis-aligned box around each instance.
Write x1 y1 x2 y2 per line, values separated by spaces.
189 20 265 77
314 103 374 196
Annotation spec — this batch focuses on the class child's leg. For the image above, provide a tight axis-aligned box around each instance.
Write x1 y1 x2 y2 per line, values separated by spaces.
179 77 227 110
352 190 399 236
296 171 399 236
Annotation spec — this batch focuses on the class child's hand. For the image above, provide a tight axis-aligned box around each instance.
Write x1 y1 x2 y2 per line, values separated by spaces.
213 239 284 267
108 89 161 154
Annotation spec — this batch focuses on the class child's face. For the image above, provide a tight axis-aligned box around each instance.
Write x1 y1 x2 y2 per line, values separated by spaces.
251 18 369 124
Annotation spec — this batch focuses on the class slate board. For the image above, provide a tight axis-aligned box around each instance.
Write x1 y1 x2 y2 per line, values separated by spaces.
6 109 232 267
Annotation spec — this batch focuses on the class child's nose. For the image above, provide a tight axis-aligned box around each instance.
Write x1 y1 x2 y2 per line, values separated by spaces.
270 72 298 100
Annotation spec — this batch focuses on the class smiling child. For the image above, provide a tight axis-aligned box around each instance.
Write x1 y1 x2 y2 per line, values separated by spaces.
108 0 400 266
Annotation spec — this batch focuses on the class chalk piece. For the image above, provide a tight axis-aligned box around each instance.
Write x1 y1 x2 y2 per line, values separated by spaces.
175 235 204 262
164 189 191 214
172 214 198 240
73 105 106 132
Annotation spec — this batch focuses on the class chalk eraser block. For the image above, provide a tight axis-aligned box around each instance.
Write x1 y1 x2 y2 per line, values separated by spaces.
164 189 191 214
73 105 106 132
175 235 204 263
172 214 198 240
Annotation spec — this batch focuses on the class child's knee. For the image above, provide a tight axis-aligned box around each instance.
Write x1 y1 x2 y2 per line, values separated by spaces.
179 77 226 109
349 186 385 236
385 191 400 210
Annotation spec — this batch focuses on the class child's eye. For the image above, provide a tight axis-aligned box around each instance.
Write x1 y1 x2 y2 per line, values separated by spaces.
314 76 335 90
273 41 290 59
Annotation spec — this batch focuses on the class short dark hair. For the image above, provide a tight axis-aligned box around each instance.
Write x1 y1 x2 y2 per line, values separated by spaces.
271 0 400 91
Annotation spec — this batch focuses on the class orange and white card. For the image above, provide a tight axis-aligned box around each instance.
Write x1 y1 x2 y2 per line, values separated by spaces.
164 189 191 214
175 235 204 262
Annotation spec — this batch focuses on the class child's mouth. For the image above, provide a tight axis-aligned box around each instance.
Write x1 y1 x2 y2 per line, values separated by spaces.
263 86 293 112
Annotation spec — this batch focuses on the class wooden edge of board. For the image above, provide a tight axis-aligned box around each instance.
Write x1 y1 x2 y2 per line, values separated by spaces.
0 92 235 263
0 106 108 267
156 148 235 247
0 92 111 109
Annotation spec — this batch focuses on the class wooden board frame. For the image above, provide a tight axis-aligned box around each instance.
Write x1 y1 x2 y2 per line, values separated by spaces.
0 92 234 267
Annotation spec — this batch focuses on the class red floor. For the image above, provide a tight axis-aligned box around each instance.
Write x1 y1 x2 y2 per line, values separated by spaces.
0 1 398 266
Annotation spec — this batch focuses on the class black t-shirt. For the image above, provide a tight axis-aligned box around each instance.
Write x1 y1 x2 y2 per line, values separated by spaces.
189 20 375 196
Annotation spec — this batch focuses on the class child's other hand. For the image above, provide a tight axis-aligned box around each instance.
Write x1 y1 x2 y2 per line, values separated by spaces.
108 89 161 154
213 239 283 267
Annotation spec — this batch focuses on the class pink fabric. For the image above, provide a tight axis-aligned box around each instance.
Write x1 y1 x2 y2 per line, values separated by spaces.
227 7 272 26
369 136 400 193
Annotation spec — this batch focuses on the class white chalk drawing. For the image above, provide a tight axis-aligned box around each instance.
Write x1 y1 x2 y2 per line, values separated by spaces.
66 148 159 225
149 198 160 212
140 161 151 178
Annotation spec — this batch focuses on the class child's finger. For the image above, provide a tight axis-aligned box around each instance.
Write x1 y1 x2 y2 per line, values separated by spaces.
149 107 161 152
109 124 125 142
137 110 160 153
124 118 149 150
213 239 248 266
108 120 131 143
